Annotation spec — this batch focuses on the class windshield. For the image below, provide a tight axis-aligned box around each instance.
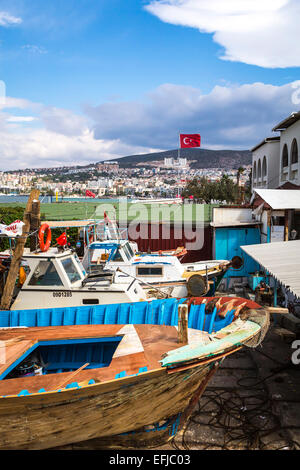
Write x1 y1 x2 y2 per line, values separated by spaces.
28 260 63 286
74 253 86 276
123 242 134 261
61 258 82 284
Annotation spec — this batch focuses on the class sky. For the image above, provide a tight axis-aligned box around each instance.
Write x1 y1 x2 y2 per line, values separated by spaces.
0 0 300 170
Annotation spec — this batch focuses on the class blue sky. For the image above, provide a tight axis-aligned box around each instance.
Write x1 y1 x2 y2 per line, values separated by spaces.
0 0 300 169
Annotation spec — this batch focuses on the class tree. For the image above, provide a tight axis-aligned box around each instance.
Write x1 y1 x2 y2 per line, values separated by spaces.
182 175 238 204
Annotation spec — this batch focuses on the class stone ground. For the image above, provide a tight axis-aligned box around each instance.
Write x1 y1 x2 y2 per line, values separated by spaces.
157 319 300 451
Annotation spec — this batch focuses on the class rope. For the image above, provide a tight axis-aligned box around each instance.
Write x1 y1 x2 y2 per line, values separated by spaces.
170 349 297 451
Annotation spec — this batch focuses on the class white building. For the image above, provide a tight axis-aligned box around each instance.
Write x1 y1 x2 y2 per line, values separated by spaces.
164 157 174 167
252 111 300 190
272 113 300 186
251 137 280 189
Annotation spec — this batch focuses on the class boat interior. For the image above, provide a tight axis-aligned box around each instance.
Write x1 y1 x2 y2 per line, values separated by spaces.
0 297 261 398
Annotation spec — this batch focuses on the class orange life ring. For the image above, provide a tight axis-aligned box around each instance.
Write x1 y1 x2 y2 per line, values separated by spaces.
38 224 51 252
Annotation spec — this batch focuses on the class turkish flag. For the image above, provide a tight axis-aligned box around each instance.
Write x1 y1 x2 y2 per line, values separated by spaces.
86 190 96 198
180 134 201 148
56 232 67 246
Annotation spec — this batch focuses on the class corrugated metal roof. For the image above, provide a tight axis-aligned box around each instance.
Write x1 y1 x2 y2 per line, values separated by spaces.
252 189 300 209
241 240 300 298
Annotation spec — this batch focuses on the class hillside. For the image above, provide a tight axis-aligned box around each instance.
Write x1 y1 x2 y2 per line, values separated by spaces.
117 148 252 169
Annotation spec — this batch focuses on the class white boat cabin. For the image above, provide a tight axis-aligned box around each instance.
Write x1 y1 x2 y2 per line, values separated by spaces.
82 240 185 281
82 240 229 297
10 247 147 310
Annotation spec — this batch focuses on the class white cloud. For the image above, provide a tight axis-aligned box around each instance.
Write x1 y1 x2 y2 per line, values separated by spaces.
0 97 160 170
40 107 89 137
0 79 299 170
145 0 300 68
22 45 47 54
6 116 36 123
0 11 22 27
86 81 298 150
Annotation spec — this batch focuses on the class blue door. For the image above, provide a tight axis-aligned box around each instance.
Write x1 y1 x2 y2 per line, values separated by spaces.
215 227 260 277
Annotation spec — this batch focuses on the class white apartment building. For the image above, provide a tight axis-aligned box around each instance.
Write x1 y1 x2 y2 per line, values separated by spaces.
273 113 300 186
252 112 300 189
251 137 280 189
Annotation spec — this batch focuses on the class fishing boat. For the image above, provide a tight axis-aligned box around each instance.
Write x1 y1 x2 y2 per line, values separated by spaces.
42 216 239 298
0 295 269 450
82 238 235 298
0 246 148 311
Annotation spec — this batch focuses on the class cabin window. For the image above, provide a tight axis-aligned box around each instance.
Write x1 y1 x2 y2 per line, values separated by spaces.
61 258 81 284
74 253 86 276
123 243 134 261
112 248 123 262
28 260 63 286
136 266 163 276
82 299 100 305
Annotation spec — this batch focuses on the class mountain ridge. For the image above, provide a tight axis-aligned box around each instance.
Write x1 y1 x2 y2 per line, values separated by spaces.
116 148 252 169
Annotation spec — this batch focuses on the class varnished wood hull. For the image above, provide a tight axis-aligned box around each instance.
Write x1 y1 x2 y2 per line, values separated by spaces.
0 296 269 450
0 362 214 450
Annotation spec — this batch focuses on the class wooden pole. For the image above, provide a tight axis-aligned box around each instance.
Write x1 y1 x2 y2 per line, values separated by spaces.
284 210 289 241
0 189 40 310
30 200 41 252
55 363 90 389
178 304 189 344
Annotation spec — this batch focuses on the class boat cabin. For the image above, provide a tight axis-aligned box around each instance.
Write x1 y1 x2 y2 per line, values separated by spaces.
83 240 185 281
9 247 147 310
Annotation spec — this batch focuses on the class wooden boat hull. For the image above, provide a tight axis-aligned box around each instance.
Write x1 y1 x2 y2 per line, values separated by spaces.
0 362 214 450
0 296 269 450
55 365 217 450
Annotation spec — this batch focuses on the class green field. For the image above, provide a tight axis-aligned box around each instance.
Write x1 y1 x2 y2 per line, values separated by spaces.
0 201 218 224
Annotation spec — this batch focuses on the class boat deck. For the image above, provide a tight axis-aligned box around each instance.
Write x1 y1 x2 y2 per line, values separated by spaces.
0 324 210 397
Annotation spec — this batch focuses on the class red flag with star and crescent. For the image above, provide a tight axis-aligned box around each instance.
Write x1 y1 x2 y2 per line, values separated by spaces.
180 134 201 148
86 189 96 198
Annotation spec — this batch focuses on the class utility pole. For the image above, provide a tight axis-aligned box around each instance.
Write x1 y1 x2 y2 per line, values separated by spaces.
0 189 40 310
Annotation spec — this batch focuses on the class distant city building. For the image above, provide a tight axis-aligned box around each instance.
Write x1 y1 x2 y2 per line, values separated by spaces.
164 157 174 167
97 161 119 172
164 157 189 169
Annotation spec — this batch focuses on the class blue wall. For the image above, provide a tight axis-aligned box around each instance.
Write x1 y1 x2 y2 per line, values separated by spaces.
215 227 260 277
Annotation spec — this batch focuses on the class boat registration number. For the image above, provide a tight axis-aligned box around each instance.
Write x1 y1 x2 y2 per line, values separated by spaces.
53 292 72 298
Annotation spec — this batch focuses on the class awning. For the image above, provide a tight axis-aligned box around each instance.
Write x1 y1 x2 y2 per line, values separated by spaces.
241 240 300 298
251 189 300 210
44 220 100 228
210 222 262 228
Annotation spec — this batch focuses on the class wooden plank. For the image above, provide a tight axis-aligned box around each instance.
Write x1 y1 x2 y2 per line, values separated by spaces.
266 307 289 314
30 200 41 252
0 189 40 310
55 363 90 389
178 304 188 344
0 364 211 450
